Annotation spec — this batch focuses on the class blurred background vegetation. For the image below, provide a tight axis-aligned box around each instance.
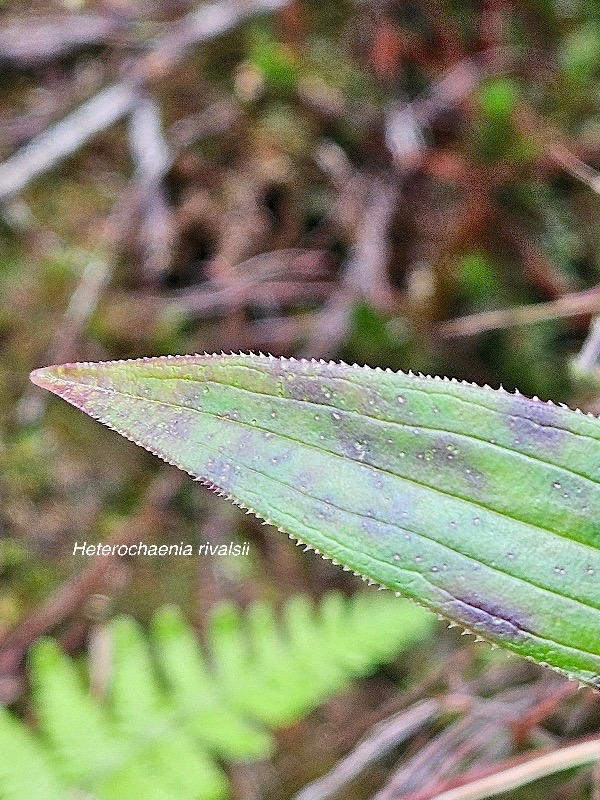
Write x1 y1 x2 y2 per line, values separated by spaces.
2 0 600 797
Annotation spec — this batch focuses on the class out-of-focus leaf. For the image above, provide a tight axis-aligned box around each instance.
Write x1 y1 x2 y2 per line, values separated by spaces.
479 78 520 120
560 24 600 84
0 595 432 800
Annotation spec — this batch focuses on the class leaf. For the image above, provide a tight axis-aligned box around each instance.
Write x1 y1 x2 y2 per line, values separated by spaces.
0 707 67 800
30 354 600 687
0 596 431 800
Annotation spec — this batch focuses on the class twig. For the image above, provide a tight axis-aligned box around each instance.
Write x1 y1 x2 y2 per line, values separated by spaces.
374 684 560 800
438 286 600 338
410 48 513 128
1 195 116 425
546 143 600 195
299 287 355 359
0 0 289 203
344 178 398 310
574 316 600 374
511 681 580 745
426 737 600 800
17 99 243 421
0 82 138 203
18 96 239 422
385 101 425 168
516 108 600 195
497 214 575 298
229 248 330 311
0 13 125 65
291 700 442 800
128 95 173 279
16 231 116 425
373 712 496 800
129 95 171 193
479 0 509 56
169 99 240 150
169 249 332 314
176 279 334 314
300 172 399 358
314 140 354 189
384 52 496 168
420 0 466 65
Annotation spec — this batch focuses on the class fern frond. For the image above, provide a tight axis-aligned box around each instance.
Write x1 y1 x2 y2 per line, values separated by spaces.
0 591 434 800
0 707 67 800
107 617 228 800
152 606 272 760
31 638 123 786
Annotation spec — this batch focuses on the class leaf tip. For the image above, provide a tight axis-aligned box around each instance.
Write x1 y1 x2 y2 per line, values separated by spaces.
29 364 64 392
29 362 102 407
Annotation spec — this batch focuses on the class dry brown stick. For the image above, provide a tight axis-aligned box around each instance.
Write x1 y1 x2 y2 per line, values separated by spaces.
299 286 356 359
420 0 466 65
0 0 289 203
511 680 580 746
168 249 331 312
2 191 123 425
479 0 509 54
169 99 240 151
404 46 600 208
344 177 399 310
415 736 600 800
410 47 513 127
16 194 134 425
410 682 569 797
291 700 442 800
545 143 600 195
497 214 575 299
308 49 512 359
0 82 138 203
438 286 600 338
174 279 335 315
16 103 241 421
515 108 600 195
299 174 399 359
128 94 173 280
373 682 559 800
385 49 509 169
373 712 497 800
575 316 600 374
0 13 125 65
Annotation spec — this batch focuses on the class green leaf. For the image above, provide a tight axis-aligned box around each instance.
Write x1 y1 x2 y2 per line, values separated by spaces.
250 41 299 90
0 707 67 800
478 77 520 120
30 354 600 687
30 638 122 785
0 596 430 800
151 606 273 760
560 24 600 84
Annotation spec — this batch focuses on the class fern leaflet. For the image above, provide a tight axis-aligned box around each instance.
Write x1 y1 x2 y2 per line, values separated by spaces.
0 591 433 800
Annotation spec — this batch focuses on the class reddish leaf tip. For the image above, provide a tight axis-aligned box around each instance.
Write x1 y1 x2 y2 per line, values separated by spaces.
30 365 63 391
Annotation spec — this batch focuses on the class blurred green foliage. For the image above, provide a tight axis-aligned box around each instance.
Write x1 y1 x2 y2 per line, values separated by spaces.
0 594 433 800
